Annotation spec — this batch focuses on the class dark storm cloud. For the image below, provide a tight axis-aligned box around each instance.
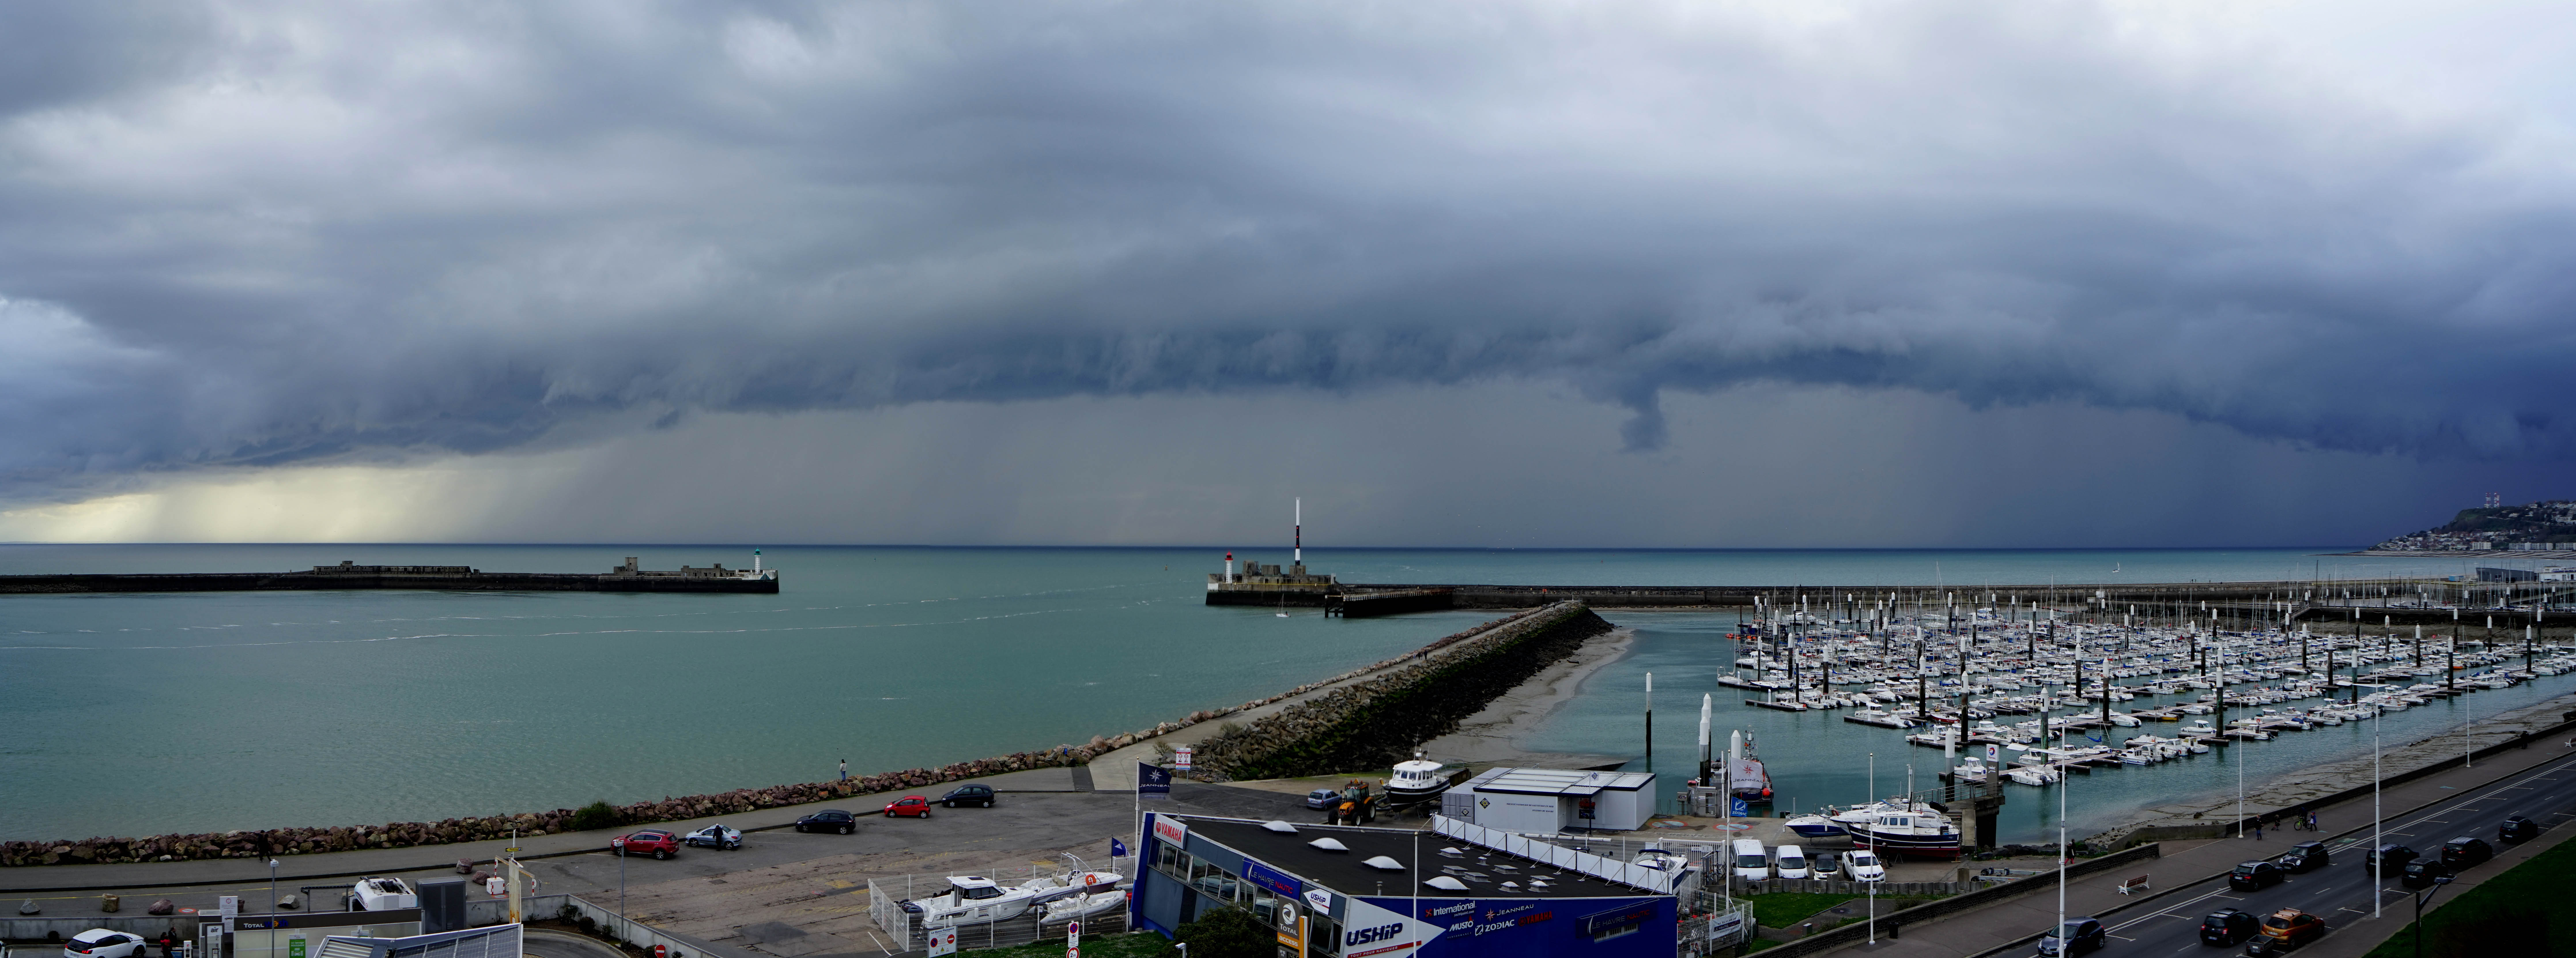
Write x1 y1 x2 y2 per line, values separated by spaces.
4 0 2574 498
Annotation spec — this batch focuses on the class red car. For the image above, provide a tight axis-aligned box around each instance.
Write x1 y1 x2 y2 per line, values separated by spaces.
611 829 681 859
883 795 934 818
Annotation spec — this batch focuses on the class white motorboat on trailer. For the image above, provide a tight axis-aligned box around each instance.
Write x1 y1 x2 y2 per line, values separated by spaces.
902 876 1047 928
1385 756 1462 805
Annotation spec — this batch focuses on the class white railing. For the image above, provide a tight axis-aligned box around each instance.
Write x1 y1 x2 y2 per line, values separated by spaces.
1429 816 1678 894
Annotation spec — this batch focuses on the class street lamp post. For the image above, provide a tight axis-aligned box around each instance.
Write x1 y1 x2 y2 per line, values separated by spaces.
613 836 629 944
268 858 280 913
2412 875 2454 958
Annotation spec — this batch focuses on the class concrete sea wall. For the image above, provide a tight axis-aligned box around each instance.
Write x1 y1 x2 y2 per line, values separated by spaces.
1189 600 1616 781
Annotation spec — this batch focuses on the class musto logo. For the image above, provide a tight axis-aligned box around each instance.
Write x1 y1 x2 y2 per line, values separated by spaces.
1346 924 1406 947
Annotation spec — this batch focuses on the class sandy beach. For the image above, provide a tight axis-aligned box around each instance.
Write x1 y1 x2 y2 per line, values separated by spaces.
1413 625 1638 770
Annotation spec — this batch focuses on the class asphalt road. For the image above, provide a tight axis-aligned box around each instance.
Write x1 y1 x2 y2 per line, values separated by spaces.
2071 748 2576 957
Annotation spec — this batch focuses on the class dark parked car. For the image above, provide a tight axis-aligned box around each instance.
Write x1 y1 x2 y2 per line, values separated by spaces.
2499 816 2541 842
940 784 997 808
2399 857 2449 889
2439 836 2493 868
2200 909 2257 946
2228 861 2284 891
2363 844 2417 878
611 829 679 860
795 809 858 834
2037 917 2106 957
2279 842 2328 873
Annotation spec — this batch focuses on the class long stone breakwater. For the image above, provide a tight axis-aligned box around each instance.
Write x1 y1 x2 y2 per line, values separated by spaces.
2 602 1609 868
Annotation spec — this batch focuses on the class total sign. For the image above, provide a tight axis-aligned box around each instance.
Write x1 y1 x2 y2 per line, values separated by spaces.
1339 897 1445 958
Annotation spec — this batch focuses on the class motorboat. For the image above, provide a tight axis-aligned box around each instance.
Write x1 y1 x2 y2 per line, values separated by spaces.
1041 890 1127 924
1844 805 1963 859
1015 870 1125 906
902 875 1048 928
1785 814 1848 839
2003 765 2060 787
1385 756 1461 805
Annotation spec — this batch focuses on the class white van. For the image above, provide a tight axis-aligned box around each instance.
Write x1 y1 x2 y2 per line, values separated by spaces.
1731 839 1770 880
1774 844 1810 879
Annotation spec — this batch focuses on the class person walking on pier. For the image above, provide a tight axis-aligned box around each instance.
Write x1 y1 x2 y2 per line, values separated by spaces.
839 758 848 782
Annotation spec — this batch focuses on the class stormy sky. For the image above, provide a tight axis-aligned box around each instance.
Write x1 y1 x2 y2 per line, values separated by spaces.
2 1 2572 547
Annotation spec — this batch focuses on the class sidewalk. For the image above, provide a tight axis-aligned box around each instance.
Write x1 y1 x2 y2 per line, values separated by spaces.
0 766 1078 895
1827 727 2576 957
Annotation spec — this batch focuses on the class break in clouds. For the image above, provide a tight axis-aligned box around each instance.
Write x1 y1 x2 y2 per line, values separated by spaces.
4 1 2575 502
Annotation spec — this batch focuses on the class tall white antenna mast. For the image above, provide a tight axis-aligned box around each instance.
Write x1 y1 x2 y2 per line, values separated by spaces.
1293 497 1302 565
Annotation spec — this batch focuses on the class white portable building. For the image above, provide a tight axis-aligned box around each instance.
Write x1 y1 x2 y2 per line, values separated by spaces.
1442 767 1657 832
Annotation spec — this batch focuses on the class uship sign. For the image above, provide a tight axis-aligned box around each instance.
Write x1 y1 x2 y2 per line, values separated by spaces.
1339 896 1443 958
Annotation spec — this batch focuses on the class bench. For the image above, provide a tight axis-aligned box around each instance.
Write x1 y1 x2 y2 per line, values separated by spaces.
2116 874 2150 896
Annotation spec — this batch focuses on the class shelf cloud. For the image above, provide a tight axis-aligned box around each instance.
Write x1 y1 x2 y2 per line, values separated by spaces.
5 0 2575 505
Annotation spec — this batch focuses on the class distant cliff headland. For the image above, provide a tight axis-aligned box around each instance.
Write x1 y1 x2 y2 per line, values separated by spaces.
2369 499 2576 552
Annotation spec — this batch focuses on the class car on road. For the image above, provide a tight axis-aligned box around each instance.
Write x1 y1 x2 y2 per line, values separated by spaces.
1846 849 1886 883
2247 908 2325 954
683 824 743 849
64 930 149 958
795 809 858 834
2439 836 2493 868
2279 841 2328 873
612 829 680 859
2036 917 2106 957
2228 860 2284 891
2199 909 2257 946
884 795 934 818
2399 857 2450 889
2363 843 2417 878
2499 815 2541 843
940 784 997 808
1304 789 1340 810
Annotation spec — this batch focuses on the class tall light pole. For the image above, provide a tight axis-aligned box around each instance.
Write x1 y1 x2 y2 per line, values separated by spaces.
2411 875 2454 958
2374 699 2384 919
615 836 629 943
268 858 280 913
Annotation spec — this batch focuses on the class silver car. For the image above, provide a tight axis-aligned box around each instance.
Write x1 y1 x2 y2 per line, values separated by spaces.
683 824 743 849
1303 789 1340 810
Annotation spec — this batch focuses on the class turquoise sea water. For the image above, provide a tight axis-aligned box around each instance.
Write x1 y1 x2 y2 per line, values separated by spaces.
0 544 2543 842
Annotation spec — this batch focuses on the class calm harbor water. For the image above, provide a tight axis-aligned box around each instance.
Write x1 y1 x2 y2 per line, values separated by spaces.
0 544 2540 842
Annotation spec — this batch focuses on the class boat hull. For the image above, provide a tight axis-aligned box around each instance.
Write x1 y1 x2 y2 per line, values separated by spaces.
1850 825 1963 859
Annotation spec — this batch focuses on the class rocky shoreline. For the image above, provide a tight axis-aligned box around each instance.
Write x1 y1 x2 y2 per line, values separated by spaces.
3 604 1576 868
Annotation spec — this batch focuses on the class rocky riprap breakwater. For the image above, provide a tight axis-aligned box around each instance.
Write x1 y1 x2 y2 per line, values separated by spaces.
5 606 1597 868
0 748 1085 867
1189 601 1614 781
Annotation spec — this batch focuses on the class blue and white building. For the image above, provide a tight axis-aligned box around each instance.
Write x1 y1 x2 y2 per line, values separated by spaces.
1132 812 1684 958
